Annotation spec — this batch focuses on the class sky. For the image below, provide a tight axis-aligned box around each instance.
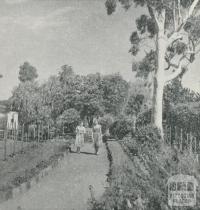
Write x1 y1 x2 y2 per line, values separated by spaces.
0 0 199 100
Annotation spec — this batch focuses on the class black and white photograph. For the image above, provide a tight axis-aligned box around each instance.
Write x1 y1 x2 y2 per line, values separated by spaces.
0 0 200 209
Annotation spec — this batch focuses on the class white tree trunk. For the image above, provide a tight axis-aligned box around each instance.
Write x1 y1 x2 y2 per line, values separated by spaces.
152 77 164 133
152 29 166 136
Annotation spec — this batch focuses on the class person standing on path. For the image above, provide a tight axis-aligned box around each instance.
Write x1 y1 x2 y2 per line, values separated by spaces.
75 121 86 153
92 119 102 155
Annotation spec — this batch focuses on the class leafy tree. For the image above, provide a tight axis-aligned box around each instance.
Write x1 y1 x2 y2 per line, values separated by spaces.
41 76 64 121
106 0 200 135
18 62 38 82
164 78 199 105
125 94 145 116
10 81 40 125
57 65 83 111
74 73 104 126
58 65 75 84
57 108 80 134
123 79 152 117
58 68 103 126
101 73 129 115
37 105 52 125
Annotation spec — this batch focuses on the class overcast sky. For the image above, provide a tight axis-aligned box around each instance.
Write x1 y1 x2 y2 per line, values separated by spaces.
0 0 199 100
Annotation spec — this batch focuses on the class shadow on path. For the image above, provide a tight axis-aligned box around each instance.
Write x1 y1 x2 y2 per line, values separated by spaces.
70 150 96 156
80 151 96 156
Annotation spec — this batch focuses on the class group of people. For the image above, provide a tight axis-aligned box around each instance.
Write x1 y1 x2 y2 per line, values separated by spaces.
74 119 102 155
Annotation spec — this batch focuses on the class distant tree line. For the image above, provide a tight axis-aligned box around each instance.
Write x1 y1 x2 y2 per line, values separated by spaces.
8 61 199 138
9 62 149 135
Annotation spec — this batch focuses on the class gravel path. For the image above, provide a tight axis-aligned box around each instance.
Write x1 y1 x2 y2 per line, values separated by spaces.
0 143 109 210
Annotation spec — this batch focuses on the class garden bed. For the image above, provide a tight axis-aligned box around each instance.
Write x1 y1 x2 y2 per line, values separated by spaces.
89 126 200 210
0 137 73 202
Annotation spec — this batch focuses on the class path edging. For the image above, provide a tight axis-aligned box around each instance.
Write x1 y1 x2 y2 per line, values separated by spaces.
105 140 114 183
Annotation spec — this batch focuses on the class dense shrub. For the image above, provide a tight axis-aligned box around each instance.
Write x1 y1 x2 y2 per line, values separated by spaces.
11 168 39 188
99 114 114 134
110 116 134 140
11 176 26 187
134 124 162 153
36 160 49 170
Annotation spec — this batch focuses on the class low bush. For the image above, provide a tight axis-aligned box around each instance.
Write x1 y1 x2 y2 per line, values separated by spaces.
36 160 49 170
11 167 39 188
109 116 134 140
102 134 109 142
11 176 24 187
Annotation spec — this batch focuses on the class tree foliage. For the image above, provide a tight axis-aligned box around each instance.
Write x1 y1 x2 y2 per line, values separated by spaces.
10 81 40 125
10 63 131 132
18 62 38 82
101 73 129 115
164 78 200 105
125 94 145 116
57 108 80 133
110 115 134 139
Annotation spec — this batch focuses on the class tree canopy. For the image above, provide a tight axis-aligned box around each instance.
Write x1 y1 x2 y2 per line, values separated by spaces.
10 63 132 133
18 62 38 82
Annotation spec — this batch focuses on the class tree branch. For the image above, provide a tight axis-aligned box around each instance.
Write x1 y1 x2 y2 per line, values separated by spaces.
165 65 185 82
188 0 200 18
165 56 172 71
168 0 200 44
148 5 159 27
173 0 177 31
167 55 185 69
165 55 187 82
177 0 200 30
168 33 183 46
178 0 182 25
